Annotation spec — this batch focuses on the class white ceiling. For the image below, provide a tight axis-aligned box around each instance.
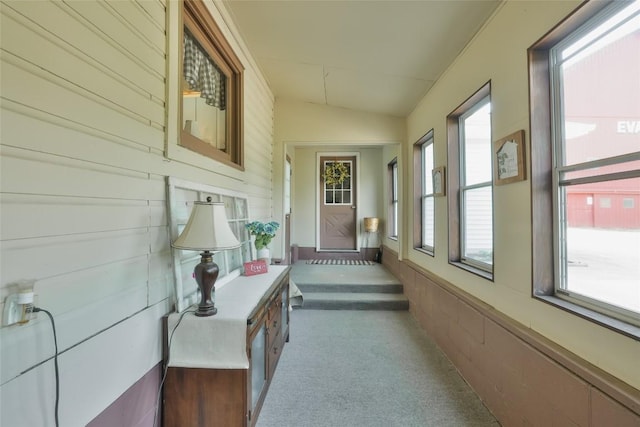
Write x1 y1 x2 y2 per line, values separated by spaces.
224 0 501 117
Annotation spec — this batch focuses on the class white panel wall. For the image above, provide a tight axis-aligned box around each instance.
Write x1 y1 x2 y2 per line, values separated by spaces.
0 0 274 425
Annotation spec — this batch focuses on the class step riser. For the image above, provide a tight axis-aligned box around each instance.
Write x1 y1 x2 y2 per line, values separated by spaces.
297 301 409 311
296 284 404 294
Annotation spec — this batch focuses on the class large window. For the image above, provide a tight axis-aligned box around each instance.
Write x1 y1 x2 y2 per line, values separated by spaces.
389 158 399 239
447 83 493 278
181 0 244 169
413 130 435 253
530 0 640 332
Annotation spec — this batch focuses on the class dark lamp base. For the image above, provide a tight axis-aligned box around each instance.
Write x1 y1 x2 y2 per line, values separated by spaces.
194 251 220 317
195 306 217 317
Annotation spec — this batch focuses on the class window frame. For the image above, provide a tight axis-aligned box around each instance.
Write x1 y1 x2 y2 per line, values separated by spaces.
529 0 640 338
413 130 435 254
181 0 244 169
446 82 493 280
388 157 399 240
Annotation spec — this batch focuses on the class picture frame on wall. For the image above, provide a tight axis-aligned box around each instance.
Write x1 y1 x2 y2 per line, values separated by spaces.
433 166 446 196
493 130 526 185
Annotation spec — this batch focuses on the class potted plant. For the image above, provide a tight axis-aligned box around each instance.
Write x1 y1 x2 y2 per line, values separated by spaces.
245 220 280 264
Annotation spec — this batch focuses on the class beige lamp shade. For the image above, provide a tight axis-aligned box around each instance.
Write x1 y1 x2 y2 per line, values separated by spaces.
173 201 241 251
364 217 379 233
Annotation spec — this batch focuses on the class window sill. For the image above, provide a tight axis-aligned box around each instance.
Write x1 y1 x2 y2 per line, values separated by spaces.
388 236 398 241
180 132 244 171
414 247 434 257
535 294 640 341
449 261 493 281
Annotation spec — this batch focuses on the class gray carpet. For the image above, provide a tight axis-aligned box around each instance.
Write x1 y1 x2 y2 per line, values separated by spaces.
256 310 499 427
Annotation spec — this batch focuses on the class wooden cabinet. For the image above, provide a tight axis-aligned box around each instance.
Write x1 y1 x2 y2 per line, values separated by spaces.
246 278 289 425
163 266 290 427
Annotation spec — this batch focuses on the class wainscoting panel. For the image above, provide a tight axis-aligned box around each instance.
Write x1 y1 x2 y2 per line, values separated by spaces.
382 246 640 427
87 363 163 427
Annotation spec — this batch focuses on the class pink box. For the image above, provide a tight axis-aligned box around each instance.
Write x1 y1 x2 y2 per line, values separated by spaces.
243 259 268 276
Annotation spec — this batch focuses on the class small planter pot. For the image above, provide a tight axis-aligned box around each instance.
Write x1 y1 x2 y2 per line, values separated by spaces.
256 247 271 265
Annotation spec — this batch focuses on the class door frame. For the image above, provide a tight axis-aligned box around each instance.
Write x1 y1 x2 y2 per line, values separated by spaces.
316 151 361 252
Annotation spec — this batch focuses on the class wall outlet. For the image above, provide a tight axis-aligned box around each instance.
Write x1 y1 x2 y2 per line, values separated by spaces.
3 291 35 326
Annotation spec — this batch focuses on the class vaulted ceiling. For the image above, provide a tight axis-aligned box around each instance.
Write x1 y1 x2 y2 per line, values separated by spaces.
224 0 501 117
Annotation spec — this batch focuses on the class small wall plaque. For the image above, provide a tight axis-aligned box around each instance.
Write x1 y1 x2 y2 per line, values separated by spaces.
494 130 526 185
243 259 268 276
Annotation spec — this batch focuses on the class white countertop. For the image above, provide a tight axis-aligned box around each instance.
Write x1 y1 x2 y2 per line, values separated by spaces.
166 265 289 369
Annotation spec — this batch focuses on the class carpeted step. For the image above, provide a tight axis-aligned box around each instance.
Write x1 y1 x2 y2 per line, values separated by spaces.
297 292 409 311
296 282 404 294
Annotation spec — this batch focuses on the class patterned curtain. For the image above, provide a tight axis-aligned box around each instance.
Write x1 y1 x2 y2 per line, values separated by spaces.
183 30 226 110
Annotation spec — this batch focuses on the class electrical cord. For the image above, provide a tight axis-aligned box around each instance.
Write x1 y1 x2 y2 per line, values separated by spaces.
26 306 192 427
33 307 59 427
153 309 195 427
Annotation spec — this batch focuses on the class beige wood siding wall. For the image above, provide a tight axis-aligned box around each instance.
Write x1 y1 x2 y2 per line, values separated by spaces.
0 0 274 425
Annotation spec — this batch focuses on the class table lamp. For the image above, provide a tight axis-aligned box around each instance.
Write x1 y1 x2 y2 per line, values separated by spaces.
172 197 241 316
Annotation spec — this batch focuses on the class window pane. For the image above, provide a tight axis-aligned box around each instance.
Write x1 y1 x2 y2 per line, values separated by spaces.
343 190 351 204
228 247 243 271
221 195 235 218
235 198 247 218
463 186 493 265
345 162 351 176
558 4 640 166
213 251 227 276
423 196 435 248
182 30 227 151
393 163 398 199
393 202 398 237
624 198 635 209
326 191 334 204
241 241 252 263
561 177 640 313
238 220 249 241
423 143 434 195
389 159 398 238
462 102 492 185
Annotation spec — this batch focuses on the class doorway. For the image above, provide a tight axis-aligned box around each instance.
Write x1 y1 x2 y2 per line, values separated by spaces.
318 155 357 250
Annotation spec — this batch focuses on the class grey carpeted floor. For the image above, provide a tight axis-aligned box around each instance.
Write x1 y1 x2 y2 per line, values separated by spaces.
256 310 500 427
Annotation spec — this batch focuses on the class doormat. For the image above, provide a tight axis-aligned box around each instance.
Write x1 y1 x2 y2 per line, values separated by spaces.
306 259 375 265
